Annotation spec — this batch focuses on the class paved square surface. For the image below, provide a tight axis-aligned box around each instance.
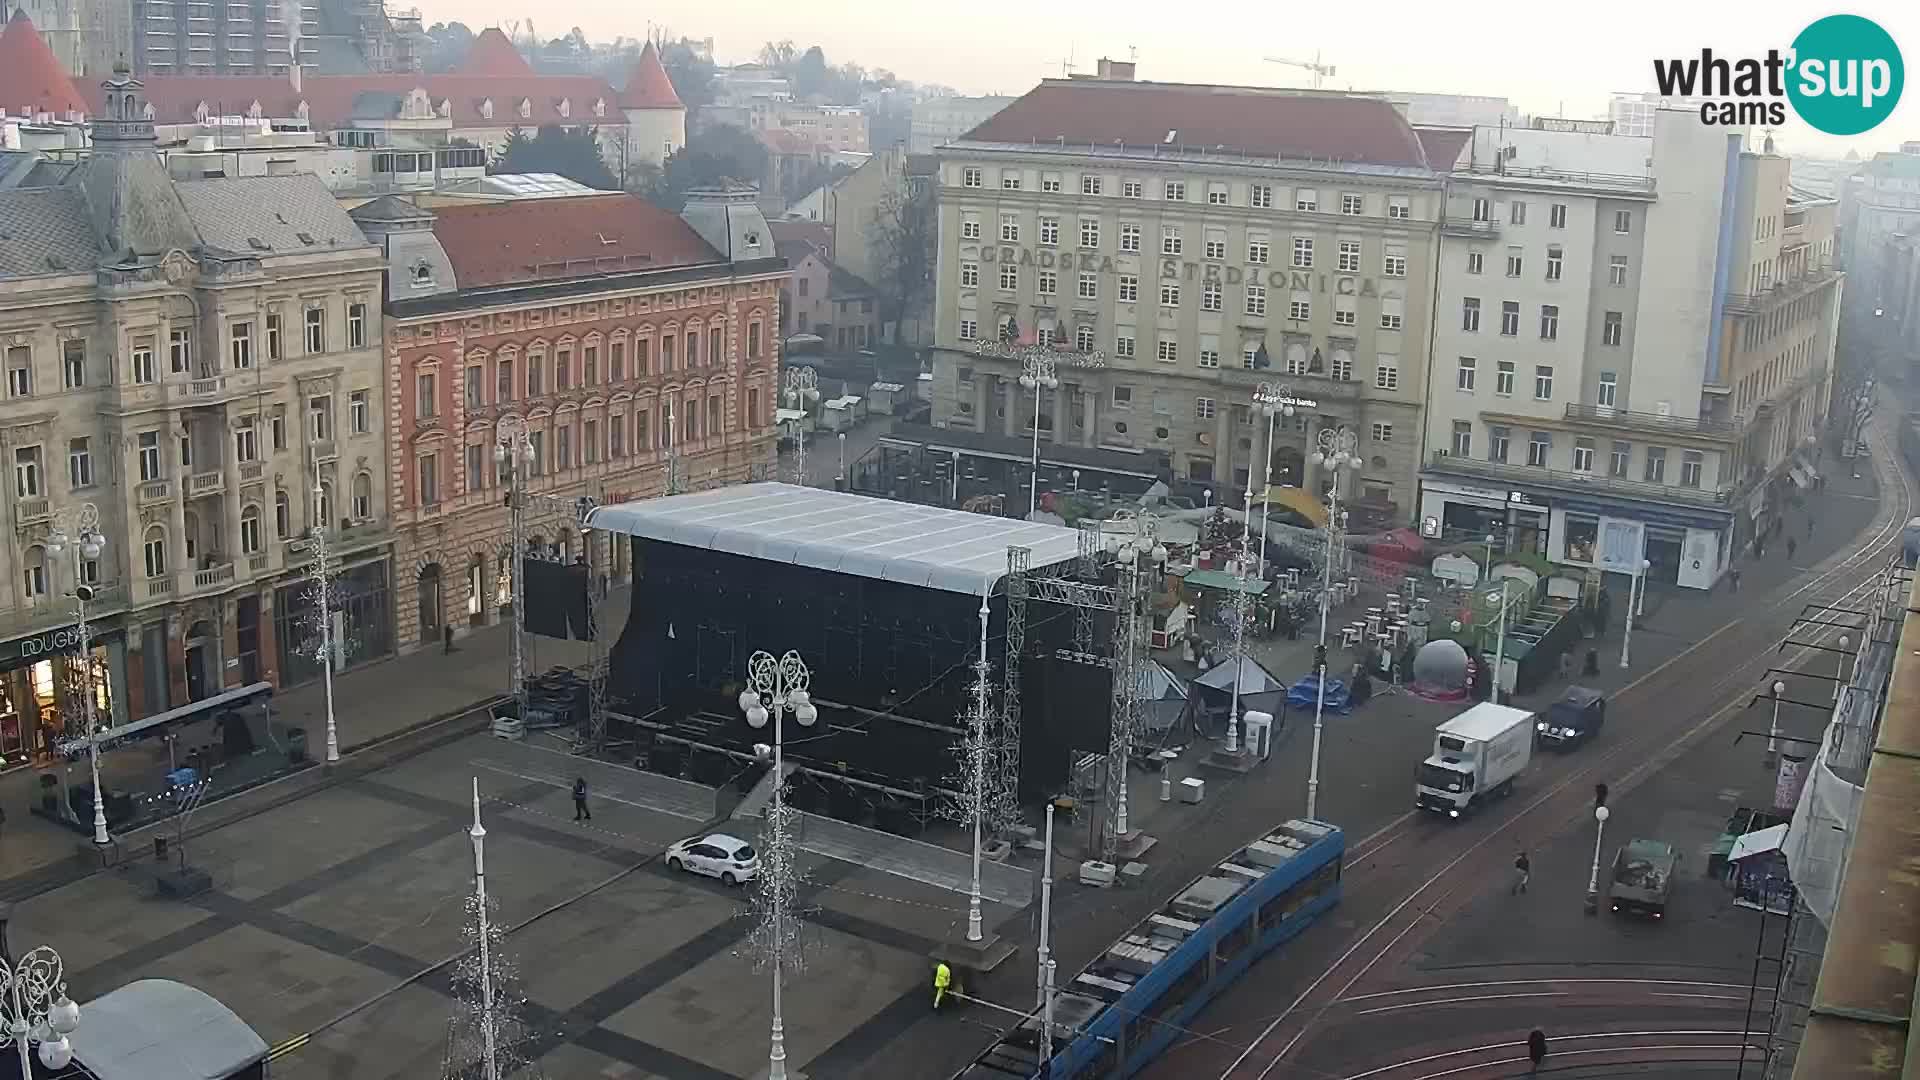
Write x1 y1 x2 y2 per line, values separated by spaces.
12 730 1022 1078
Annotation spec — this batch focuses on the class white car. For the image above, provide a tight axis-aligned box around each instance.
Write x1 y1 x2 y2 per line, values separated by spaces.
665 833 760 885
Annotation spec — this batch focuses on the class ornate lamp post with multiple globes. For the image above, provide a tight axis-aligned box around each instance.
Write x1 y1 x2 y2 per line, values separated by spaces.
1307 426 1361 820
48 504 110 845
738 650 818 1080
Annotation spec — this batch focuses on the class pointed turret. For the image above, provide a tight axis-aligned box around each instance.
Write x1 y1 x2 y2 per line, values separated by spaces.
619 41 682 110
459 27 533 77
0 9 88 120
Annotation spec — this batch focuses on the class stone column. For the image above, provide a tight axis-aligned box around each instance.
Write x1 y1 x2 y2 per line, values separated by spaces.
1002 376 1018 438
1050 383 1066 444
1083 389 1099 449
1214 403 1232 492
167 412 188 580
973 377 988 428
221 416 242 565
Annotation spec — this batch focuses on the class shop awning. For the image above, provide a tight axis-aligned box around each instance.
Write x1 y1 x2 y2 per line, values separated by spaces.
1730 823 1790 862
1184 569 1273 596
57 681 273 757
1252 485 1329 528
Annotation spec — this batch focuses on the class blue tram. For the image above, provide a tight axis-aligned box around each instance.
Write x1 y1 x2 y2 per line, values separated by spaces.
955 819 1344 1080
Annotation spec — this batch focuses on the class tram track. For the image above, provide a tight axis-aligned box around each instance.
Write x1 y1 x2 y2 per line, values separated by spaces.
1194 419 1915 1080
1329 1028 1762 1080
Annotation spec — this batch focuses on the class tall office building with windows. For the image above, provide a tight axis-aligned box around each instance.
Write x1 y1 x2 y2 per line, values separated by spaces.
927 62 1446 522
1420 113 1841 592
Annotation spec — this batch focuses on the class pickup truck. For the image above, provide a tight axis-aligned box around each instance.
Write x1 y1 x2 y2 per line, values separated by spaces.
1608 839 1679 919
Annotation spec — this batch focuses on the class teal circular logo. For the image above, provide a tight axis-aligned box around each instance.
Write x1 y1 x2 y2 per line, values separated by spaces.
1787 15 1904 136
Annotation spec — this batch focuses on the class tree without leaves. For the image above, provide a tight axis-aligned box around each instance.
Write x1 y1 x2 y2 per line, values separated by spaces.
659 38 716 113
867 177 935 344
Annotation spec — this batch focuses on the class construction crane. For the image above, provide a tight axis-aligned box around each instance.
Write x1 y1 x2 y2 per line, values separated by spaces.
1264 52 1336 90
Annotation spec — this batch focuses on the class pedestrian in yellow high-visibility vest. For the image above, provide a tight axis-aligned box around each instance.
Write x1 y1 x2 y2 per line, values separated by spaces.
933 961 952 1010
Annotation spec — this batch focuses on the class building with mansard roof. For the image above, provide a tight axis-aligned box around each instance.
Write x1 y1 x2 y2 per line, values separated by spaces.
0 64 394 753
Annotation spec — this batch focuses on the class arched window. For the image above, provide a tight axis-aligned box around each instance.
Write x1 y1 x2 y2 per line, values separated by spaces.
143 526 168 578
352 472 373 520
275 490 291 536
417 562 443 640
20 545 46 599
240 505 262 554
468 553 486 618
316 481 334 529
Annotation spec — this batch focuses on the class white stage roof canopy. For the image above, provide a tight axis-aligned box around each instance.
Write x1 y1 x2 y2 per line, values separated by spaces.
586 483 1084 596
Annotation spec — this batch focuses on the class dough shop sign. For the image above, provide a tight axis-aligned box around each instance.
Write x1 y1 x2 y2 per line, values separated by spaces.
962 245 1386 295
4 625 86 664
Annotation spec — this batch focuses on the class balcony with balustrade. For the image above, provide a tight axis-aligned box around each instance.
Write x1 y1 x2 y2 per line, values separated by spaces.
1560 403 1747 440
1721 267 1842 316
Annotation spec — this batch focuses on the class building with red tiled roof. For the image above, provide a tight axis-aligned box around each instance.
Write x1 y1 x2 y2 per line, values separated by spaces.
0 9 89 121
459 28 534 78
616 41 686 164
80 65 693 166
928 65 1445 518
349 188 790 646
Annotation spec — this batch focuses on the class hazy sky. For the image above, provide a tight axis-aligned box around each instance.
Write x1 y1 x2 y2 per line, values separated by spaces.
439 0 1920 156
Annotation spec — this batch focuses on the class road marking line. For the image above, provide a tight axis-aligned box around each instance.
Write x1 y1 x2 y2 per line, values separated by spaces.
1333 1030 1755 1080
1340 978 1752 1002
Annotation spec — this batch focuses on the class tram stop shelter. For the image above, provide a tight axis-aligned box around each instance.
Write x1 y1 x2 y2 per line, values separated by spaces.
65 978 268 1080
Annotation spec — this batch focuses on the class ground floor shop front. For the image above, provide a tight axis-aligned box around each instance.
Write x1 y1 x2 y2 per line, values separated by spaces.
1417 476 1737 592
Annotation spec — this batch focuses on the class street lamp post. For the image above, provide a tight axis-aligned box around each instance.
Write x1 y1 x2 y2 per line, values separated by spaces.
1484 533 1495 576
494 417 536 723
1767 680 1787 768
738 651 818 1080
785 367 819 486
1488 582 1513 706
1584 804 1612 915
836 431 846 489
48 504 110 845
1619 558 1651 669
0 945 80 1075
965 583 992 943
1250 382 1298 581
1019 355 1060 516
467 779 499 1080
1307 426 1361 821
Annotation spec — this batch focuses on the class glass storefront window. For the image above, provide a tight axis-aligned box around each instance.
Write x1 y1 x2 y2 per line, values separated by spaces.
1565 515 1599 564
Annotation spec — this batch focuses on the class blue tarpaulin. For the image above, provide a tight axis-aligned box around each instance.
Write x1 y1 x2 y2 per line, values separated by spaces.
1287 672 1353 714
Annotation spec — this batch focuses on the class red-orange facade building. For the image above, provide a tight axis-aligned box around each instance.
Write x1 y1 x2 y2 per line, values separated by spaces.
351 187 788 650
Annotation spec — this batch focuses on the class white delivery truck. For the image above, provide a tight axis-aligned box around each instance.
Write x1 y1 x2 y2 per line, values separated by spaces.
1416 702 1535 818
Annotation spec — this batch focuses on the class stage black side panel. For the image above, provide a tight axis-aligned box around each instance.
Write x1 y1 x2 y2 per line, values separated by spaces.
606 537 1009 793
522 559 589 640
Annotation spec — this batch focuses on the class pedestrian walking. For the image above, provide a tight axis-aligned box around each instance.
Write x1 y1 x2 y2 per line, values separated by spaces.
1512 850 1531 895
1788 537 1798 561
1527 1029 1548 1071
1730 568 1742 592
442 623 454 655
572 776 591 822
1807 516 1815 538
932 961 952 1010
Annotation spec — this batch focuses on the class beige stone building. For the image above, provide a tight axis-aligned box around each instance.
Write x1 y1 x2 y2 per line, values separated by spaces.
926 69 1445 522
0 67 392 766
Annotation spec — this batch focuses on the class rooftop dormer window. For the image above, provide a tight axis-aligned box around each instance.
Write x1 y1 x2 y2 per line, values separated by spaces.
480 98 493 121
517 99 531 120
592 99 605 118
557 98 571 119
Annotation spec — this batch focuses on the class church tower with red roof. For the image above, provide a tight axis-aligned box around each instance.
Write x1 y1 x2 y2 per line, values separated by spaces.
616 40 685 168
0 8 88 121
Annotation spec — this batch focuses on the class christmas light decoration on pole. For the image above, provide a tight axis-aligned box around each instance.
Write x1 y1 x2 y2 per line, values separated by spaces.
47 503 110 844
784 367 819 486
0 945 80 1074
738 650 818 1080
1249 382 1299 580
1105 513 1165 857
443 779 534 1080
937 581 995 943
1225 473 1257 755
1307 425 1361 821
1018 354 1060 516
495 417 537 721
295 475 342 764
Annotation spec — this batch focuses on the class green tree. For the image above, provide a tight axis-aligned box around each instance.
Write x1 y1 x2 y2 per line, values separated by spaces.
490 125 618 190
647 124 768 212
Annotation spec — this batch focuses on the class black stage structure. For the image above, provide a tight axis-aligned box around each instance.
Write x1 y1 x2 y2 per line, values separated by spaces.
586 483 1128 833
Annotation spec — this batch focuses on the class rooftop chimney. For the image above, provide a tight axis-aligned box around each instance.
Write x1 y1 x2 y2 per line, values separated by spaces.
1095 58 1136 82
288 44 302 93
